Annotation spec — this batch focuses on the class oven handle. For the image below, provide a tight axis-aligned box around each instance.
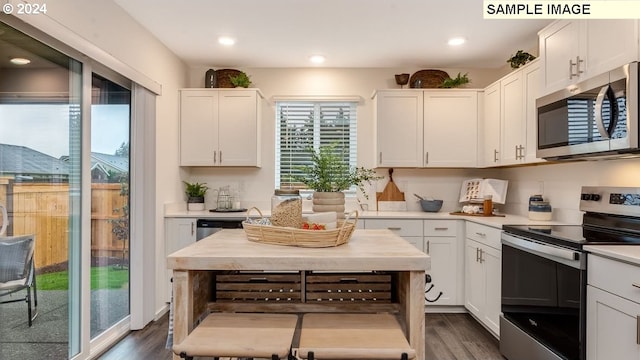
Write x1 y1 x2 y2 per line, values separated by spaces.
501 233 584 269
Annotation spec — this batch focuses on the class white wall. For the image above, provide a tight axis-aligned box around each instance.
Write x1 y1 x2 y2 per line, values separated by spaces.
10 0 189 320
185 66 505 211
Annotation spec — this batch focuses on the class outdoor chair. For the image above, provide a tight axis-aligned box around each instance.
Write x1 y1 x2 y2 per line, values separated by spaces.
0 235 38 327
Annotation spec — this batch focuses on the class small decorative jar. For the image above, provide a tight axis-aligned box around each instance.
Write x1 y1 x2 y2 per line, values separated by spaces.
529 200 552 221
271 189 302 228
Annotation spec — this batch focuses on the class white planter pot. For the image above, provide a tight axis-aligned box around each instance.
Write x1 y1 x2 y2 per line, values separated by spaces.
312 192 345 218
187 202 205 211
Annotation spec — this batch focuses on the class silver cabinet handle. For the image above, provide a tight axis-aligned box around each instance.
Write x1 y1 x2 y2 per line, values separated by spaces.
379 152 382 164
387 227 401 231
576 56 584 75
493 149 499 163
219 150 222 164
426 152 429 165
520 145 525 159
479 248 484 263
191 222 194 236
434 227 448 231
475 232 486 237
213 151 217 164
476 247 480 262
569 58 578 79
426 240 430 254
632 283 640 289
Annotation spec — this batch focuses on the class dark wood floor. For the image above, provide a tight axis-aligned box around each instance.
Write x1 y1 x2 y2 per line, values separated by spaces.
98 312 504 360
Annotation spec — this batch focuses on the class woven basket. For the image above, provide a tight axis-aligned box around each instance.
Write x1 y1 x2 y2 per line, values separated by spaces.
409 69 450 88
242 207 358 248
214 69 243 88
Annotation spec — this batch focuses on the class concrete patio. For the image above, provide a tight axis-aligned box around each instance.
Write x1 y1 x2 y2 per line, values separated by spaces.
0 288 128 359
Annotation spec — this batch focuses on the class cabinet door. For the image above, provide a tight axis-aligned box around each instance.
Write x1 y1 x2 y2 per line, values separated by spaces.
587 285 640 360
585 20 638 79
165 218 197 301
483 82 501 166
425 236 458 305
482 244 502 336
423 90 478 167
523 61 545 163
218 90 260 166
465 238 485 319
375 91 424 167
501 71 525 165
539 20 582 94
180 90 218 166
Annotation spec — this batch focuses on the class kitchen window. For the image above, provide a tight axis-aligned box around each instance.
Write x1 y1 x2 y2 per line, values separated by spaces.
275 101 357 192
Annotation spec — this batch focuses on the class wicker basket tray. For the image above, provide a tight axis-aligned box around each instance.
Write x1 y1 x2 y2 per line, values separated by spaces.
409 69 450 88
242 207 358 247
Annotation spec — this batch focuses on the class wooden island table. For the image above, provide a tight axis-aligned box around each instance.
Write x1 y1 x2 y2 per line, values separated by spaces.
167 228 430 360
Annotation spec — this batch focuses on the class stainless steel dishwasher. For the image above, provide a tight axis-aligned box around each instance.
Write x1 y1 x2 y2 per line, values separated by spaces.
196 218 244 240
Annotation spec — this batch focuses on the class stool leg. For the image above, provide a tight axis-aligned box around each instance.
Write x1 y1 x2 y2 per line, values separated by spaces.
401 352 408 360
272 355 278 360
308 351 314 360
178 352 193 360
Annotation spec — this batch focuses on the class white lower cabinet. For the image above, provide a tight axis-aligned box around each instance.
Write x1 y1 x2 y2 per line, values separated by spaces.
424 220 463 306
587 254 640 360
464 223 502 336
164 218 197 301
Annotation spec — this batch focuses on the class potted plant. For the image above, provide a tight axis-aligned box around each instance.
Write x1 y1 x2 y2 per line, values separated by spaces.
440 72 470 88
183 181 209 211
229 72 252 88
293 144 381 217
507 50 536 69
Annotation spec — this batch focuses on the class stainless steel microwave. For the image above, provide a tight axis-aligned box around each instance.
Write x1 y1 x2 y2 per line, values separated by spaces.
536 62 639 160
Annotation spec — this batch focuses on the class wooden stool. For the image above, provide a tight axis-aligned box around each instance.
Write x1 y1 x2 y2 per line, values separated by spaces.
173 313 298 360
296 313 415 359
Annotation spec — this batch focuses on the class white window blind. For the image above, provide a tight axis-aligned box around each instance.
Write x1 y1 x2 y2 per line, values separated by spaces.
275 101 357 191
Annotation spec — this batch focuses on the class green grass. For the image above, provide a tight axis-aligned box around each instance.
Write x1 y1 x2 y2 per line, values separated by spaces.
37 266 129 290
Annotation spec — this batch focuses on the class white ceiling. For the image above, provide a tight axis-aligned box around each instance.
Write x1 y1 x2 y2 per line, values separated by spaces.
114 0 553 69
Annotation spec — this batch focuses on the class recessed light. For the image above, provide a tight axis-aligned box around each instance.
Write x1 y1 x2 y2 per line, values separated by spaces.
10 57 31 65
218 37 235 46
448 37 466 46
310 55 325 64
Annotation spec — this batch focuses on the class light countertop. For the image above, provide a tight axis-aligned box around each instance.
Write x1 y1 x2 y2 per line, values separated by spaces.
167 228 430 271
584 245 640 266
165 208 572 229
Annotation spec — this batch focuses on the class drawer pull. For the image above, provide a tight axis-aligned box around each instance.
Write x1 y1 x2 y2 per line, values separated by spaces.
434 227 449 231
426 241 430 254
475 232 486 237
387 227 401 231
633 283 640 289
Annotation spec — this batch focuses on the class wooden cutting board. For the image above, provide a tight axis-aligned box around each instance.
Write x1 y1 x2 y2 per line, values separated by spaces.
376 168 405 203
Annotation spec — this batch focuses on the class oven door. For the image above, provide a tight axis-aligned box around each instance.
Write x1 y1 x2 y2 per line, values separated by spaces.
500 233 586 360
536 62 637 160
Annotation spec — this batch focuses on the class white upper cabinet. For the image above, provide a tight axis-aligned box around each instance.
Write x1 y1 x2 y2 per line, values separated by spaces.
374 89 479 168
539 19 638 96
374 90 424 167
180 89 263 167
483 82 501 166
500 70 525 165
423 90 478 167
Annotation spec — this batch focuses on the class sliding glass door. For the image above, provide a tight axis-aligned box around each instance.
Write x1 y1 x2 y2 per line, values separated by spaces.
0 20 135 359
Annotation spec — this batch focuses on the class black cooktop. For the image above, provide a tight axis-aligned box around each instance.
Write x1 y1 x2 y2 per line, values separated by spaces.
503 222 640 250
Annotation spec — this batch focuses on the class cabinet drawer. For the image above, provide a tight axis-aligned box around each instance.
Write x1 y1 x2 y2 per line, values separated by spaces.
588 255 640 303
424 220 458 237
365 219 423 237
465 222 501 249
306 272 392 303
215 272 302 303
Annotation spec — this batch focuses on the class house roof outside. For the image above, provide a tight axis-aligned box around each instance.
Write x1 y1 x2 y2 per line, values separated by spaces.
0 143 68 177
0 144 128 179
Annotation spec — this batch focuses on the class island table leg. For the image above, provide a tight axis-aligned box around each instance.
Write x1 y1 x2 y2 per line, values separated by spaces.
172 270 194 360
398 271 425 360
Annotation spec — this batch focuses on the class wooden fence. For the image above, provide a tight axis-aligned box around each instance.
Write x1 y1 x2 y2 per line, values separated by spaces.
0 180 128 270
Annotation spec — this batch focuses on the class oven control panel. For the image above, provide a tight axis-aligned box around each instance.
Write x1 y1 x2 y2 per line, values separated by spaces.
580 186 640 216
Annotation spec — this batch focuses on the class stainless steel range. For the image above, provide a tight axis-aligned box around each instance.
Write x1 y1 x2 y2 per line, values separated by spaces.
500 186 640 360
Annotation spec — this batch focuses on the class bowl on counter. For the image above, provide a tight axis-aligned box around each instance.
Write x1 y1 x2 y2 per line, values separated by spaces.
419 199 443 212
